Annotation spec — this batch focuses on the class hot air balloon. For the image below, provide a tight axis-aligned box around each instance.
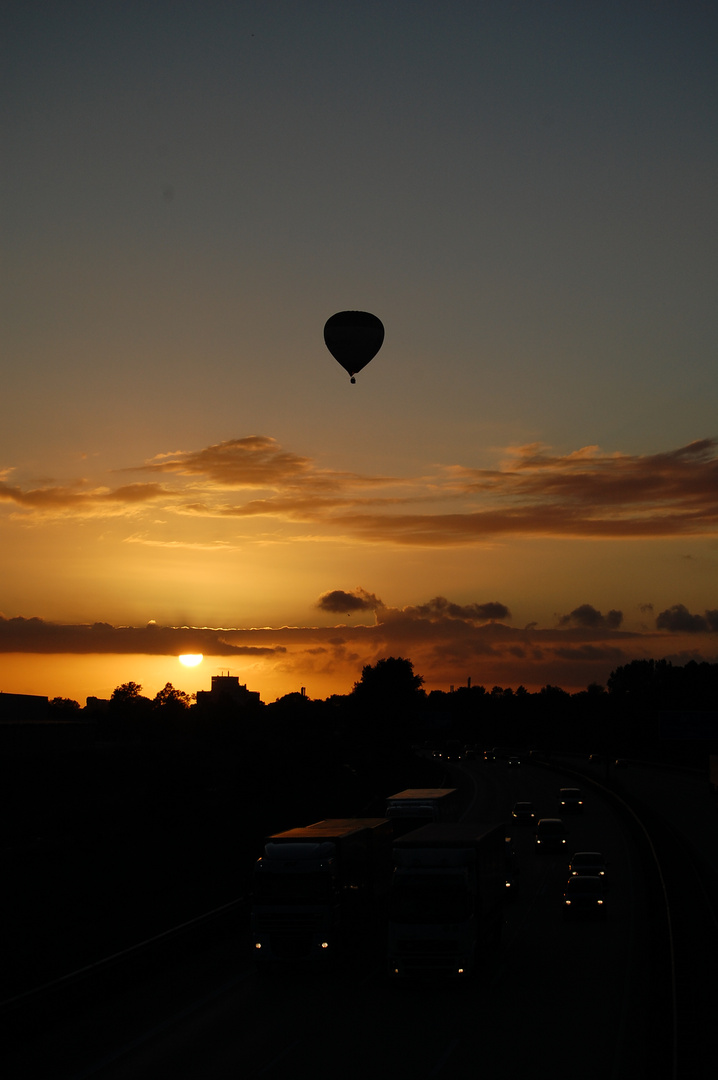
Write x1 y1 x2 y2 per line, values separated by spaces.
324 311 384 383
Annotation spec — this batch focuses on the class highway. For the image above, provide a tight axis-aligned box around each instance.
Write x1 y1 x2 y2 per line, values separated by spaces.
7 751 693 1080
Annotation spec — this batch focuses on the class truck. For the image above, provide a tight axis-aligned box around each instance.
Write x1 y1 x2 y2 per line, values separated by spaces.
387 822 505 978
384 788 459 837
251 818 393 964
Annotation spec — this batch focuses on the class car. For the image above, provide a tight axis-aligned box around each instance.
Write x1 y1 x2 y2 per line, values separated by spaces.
563 875 607 919
534 817 568 852
568 851 607 879
506 755 521 767
511 801 537 825
558 787 584 812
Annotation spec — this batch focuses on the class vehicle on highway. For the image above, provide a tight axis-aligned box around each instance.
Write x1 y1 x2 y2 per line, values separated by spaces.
385 788 460 837
251 818 393 963
511 801 537 825
506 755 521 767
568 851 607 878
504 836 519 897
558 787 584 812
534 817 568 852
387 822 505 978
563 875 607 919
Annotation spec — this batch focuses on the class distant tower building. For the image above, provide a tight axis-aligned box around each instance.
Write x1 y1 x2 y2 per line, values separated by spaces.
195 674 261 710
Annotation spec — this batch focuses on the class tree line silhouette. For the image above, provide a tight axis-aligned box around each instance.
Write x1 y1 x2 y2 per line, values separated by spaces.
47 654 718 766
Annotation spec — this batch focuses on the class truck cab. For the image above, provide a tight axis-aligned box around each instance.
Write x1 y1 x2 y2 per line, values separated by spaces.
384 788 459 837
252 818 392 964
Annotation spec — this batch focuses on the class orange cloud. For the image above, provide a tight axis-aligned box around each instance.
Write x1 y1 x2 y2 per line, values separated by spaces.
0 478 167 514
137 436 398 492
3 435 717 543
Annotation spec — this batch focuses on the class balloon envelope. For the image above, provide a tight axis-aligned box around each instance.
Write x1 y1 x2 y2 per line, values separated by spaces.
324 311 384 379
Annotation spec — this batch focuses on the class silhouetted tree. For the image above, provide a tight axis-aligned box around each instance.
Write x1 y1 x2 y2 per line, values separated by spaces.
153 683 192 711
111 681 146 706
108 681 152 737
49 697 81 717
347 657 426 760
351 656 424 704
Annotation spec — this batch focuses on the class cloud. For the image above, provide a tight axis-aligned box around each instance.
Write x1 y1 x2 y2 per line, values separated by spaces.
0 617 285 656
316 589 383 614
0 478 167 515
655 604 718 633
3 435 718 544
551 644 628 662
124 535 235 551
558 605 623 630
3 590 718 695
412 597 511 622
136 436 398 493
453 438 718 506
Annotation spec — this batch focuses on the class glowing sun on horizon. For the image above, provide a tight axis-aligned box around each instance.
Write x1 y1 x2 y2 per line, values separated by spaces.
179 654 204 667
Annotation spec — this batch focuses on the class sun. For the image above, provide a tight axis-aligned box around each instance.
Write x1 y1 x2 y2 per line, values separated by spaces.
178 654 203 667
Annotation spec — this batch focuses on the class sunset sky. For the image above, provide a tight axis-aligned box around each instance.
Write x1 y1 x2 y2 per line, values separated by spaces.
2 1 717 704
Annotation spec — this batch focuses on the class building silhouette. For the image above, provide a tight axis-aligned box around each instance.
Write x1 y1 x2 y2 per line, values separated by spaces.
195 674 261 709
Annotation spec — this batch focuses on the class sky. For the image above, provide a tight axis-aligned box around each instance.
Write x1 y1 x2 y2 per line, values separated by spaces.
2 1 717 705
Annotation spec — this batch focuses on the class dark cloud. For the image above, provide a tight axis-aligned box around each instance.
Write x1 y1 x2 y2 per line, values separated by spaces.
413 597 511 622
3 592 717 697
316 589 383 614
552 644 627 662
0 617 285 656
558 605 623 630
655 604 718 633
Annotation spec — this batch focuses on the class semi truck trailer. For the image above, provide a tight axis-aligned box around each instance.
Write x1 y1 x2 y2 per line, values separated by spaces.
387 822 505 978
